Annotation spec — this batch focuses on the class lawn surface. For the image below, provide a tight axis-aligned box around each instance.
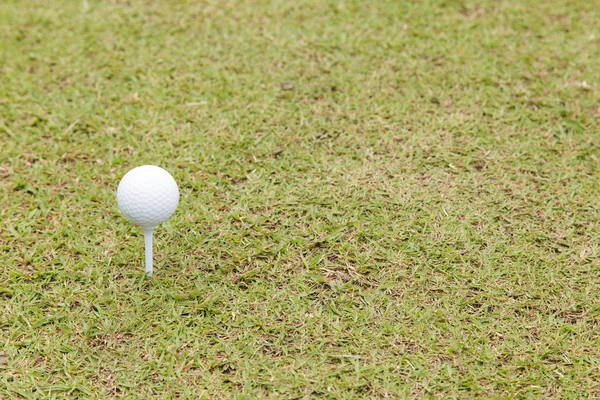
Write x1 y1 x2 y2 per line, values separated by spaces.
1 0 600 398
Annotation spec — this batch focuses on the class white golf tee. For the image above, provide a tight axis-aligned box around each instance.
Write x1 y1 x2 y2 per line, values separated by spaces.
144 227 155 276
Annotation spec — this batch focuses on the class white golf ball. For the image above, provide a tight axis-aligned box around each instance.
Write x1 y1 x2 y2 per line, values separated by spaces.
117 165 179 229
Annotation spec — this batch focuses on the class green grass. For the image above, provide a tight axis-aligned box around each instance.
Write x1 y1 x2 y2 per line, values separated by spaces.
1 0 600 398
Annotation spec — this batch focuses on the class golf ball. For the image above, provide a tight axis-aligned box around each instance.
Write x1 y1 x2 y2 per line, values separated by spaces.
117 165 179 229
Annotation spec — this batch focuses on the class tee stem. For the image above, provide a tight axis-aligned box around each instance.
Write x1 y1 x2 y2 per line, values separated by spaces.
143 227 155 276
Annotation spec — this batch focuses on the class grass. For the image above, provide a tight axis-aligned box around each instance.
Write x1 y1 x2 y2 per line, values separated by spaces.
1 0 599 397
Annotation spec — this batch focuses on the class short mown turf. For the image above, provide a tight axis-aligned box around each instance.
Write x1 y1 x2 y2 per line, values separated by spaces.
1 0 599 398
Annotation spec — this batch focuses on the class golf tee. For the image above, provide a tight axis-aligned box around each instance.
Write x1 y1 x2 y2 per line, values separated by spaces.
143 228 154 276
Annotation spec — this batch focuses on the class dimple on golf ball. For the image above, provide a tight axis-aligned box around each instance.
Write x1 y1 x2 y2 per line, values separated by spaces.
117 165 179 229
